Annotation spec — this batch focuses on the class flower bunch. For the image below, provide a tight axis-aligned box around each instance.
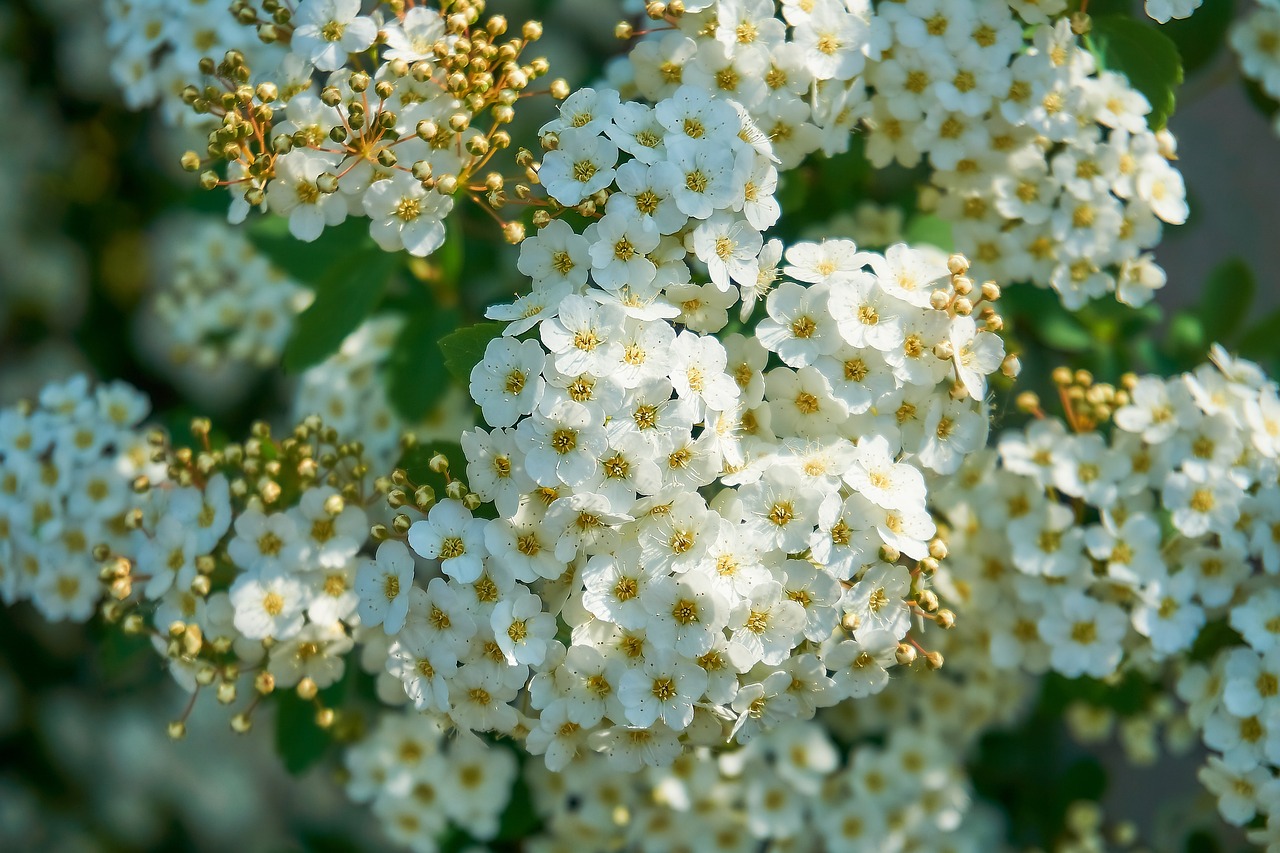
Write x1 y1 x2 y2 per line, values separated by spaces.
932 347 1280 836
0 376 156 621
1232 1 1280 138
0 376 422 738
523 718 995 852
342 710 517 851
613 1 1188 308
353 81 1015 769
177 0 552 253
148 216 310 371
104 0 285 121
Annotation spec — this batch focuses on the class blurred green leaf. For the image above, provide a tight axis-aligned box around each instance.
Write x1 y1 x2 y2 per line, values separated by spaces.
275 692 330 775
1198 257 1254 344
1162 0 1234 75
386 304 462 421
1168 311 1207 362
439 322 505 384
1239 308 1280 362
903 214 953 251
248 217 376 285
1086 17 1184 130
1039 312 1094 353
282 249 397 373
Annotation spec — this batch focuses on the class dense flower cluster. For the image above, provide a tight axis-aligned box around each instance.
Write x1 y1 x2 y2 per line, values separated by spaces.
933 347 1280 840
342 710 517 852
355 83 1014 771
1233 0 1280 138
174 0 551 254
104 0 284 121
0 376 156 620
147 217 309 372
611 0 1188 308
0 378 415 738
524 719 998 852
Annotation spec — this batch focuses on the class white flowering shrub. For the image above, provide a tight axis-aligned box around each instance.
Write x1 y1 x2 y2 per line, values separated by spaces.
5 0 1280 851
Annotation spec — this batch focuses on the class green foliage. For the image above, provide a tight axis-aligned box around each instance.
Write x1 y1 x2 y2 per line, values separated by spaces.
386 304 462 421
1086 16 1184 130
438 322 506 384
902 214 953 252
282 251 398 373
248 218 401 373
1197 257 1255 345
275 690 336 776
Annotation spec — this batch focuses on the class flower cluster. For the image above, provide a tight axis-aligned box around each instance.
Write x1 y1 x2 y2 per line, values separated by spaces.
612 1 1188 308
354 83 1014 769
524 718 999 852
0 376 156 621
342 710 517 852
179 0 552 254
933 347 1280 838
147 216 309 372
1233 1 1280 139
0 376 418 740
104 0 284 121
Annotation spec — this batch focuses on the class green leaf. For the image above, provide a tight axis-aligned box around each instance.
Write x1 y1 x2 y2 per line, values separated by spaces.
1086 17 1184 130
1038 312 1094 353
386 305 462 422
248 217 376 286
397 441 469 504
275 692 331 775
1198 257 1255 344
438 322 505 384
282 249 397 373
1239 308 1280 362
1162 0 1235 75
902 214 953 251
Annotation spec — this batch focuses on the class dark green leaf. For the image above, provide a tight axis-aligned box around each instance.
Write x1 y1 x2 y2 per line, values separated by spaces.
282 249 397 373
248 217 376 286
902 214 953 251
1198 257 1254 344
397 441 469 501
275 692 331 775
1162 0 1234 75
386 305 462 421
1086 17 1184 129
438 322 506 384
1239 308 1280 362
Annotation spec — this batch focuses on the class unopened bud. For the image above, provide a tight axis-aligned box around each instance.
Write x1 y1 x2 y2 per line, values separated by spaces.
925 650 944 670
895 643 917 666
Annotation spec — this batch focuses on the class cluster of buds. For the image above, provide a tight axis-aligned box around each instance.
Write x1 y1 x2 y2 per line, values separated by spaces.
180 0 558 252
95 414 382 740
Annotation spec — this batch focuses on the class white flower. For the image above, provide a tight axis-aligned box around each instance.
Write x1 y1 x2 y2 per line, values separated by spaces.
1038 592 1128 678
407 499 487 583
617 647 708 730
470 336 547 429
356 540 417 634
492 589 556 667
229 571 309 640
539 127 619 206
363 175 451 257
291 0 378 72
